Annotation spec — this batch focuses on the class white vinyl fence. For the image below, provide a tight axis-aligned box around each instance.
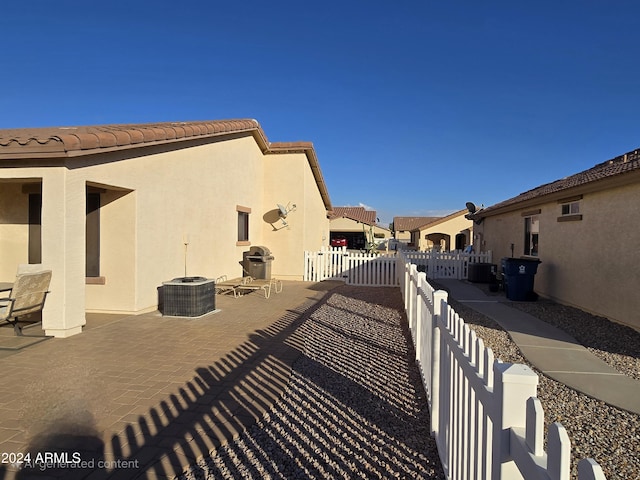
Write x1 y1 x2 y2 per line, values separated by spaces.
304 247 491 285
303 247 398 286
402 250 493 279
397 251 606 480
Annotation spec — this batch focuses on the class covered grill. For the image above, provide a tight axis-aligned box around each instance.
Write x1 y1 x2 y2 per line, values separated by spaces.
242 246 275 280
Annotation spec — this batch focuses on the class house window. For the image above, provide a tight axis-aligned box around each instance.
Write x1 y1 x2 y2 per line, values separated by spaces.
28 193 42 264
557 196 583 222
524 215 539 256
237 205 251 245
561 201 580 216
86 192 101 276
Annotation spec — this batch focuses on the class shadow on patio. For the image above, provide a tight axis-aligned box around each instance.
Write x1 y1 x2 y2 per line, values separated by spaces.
0 281 443 479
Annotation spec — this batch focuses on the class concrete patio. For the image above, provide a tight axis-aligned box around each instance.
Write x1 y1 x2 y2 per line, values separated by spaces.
0 280 340 480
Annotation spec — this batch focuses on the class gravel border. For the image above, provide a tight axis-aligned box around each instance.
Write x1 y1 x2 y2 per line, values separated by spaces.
178 283 639 480
178 285 445 479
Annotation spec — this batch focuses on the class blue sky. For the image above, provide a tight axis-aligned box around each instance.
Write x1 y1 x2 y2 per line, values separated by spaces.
2 1 639 225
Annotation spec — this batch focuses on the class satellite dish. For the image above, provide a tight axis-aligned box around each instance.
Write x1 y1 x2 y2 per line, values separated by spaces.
465 202 477 214
277 204 288 218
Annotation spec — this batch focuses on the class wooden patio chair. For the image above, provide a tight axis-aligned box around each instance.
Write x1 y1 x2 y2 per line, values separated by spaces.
0 269 52 335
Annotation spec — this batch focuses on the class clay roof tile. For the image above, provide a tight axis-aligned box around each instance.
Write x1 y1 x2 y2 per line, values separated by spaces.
480 148 640 215
329 206 377 225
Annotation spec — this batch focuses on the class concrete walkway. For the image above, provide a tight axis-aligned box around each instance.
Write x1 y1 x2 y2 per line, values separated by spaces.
437 279 640 415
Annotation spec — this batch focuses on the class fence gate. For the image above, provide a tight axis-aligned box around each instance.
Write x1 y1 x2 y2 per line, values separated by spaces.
303 246 349 282
304 247 398 286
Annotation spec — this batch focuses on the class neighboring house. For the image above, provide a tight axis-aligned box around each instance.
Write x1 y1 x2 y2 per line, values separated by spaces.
328 206 390 249
0 119 332 337
412 209 473 251
470 148 640 330
392 216 440 248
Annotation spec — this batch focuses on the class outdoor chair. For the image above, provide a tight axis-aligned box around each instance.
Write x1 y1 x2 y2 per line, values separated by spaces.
236 276 283 299
215 275 282 299
0 268 52 335
215 275 253 298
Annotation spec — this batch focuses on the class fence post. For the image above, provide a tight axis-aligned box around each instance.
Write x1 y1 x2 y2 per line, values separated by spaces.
577 458 607 480
430 289 448 437
491 363 538 480
403 260 410 311
547 422 570 480
415 272 427 357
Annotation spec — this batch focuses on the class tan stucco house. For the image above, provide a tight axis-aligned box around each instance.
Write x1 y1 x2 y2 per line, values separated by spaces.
0 119 332 337
469 148 640 330
329 206 390 249
412 209 473 251
392 216 440 248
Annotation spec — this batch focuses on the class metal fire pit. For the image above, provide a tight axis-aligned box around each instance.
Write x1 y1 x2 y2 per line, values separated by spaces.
161 276 216 317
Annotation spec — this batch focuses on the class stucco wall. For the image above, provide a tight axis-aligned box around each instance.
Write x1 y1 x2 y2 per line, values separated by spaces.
330 217 363 232
0 133 330 335
263 152 329 279
417 215 472 251
74 136 266 312
479 182 640 330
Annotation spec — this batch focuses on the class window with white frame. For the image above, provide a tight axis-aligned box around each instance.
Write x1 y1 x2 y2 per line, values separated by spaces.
524 215 539 256
557 196 583 222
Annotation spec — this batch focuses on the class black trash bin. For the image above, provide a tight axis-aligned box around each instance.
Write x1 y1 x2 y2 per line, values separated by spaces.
501 258 541 301
468 263 497 283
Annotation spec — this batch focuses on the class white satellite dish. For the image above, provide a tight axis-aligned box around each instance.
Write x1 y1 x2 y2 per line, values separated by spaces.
277 204 288 218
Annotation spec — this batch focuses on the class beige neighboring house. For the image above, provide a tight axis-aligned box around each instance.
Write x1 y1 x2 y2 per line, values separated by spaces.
0 119 332 337
470 148 640 331
412 209 473 251
392 216 440 248
329 206 390 249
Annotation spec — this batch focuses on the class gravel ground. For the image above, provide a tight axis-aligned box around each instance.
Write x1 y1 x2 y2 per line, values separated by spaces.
179 283 639 480
178 285 445 479
433 281 640 480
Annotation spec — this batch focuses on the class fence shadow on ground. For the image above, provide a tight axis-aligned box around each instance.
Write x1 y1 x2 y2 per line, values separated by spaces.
0 284 443 480
176 285 444 479
0 295 320 480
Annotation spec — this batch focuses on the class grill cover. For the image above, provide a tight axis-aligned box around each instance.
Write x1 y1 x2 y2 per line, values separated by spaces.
243 246 275 279
246 246 274 261
248 246 273 258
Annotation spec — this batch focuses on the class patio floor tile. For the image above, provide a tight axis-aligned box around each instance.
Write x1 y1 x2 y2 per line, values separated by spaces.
0 280 339 479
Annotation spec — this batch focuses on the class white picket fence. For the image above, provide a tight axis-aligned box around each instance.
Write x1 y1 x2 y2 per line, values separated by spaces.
303 247 398 286
398 251 606 480
303 247 491 285
402 250 493 279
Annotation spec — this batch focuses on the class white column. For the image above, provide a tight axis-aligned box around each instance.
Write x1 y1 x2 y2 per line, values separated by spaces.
41 170 86 337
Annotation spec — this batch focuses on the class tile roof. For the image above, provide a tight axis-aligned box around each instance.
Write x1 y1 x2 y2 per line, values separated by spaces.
0 119 267 157
0 119 332 211
329 207 377 225
479 148 640 216
393 216 441 232
414 209 469 230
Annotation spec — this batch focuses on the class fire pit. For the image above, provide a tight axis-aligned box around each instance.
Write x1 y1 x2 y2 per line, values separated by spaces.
161 276 216 317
